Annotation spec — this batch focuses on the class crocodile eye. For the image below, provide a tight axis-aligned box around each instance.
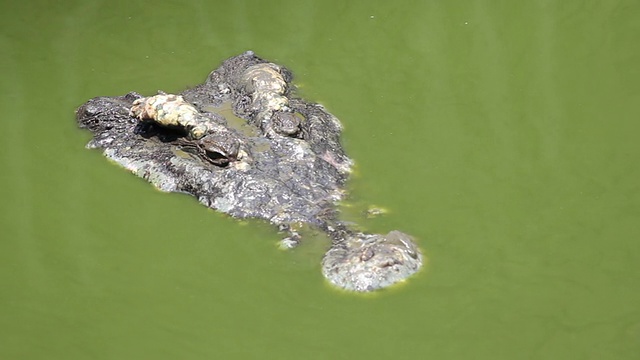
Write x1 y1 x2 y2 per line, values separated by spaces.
204 149 230 166
273 112 301 136
207 151 229 166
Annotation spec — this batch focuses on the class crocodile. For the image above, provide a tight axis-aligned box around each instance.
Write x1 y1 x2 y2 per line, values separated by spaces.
76 51 423 292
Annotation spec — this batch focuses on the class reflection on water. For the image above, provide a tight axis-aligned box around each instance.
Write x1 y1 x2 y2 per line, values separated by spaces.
1 0 639 359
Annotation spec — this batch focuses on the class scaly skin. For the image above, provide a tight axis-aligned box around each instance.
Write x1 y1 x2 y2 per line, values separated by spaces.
76 52 424 292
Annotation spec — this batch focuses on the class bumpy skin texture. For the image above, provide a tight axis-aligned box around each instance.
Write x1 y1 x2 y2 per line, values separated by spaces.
76 51 423 292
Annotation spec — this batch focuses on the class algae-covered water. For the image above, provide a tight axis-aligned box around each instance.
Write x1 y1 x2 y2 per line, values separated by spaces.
1 0 639 359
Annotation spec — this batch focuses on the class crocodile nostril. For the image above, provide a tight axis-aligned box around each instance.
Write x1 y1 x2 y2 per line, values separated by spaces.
360 248 375 262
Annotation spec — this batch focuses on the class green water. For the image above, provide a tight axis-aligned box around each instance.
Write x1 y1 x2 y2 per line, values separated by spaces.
1 0 639 358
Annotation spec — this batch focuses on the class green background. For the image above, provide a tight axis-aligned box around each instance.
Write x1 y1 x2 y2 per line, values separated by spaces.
1 0 638 359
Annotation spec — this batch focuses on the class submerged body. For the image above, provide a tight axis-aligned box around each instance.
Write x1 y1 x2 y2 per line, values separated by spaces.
76 51 423 292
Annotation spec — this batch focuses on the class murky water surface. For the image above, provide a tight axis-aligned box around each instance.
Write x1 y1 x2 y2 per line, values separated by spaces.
1 1 639 358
